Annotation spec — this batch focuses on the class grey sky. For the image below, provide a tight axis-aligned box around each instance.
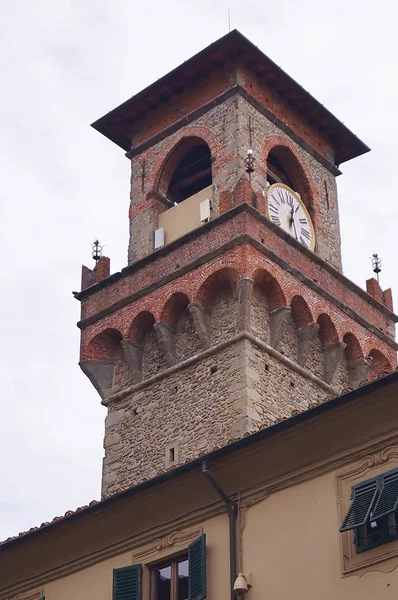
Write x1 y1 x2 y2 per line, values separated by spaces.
1 0 397 540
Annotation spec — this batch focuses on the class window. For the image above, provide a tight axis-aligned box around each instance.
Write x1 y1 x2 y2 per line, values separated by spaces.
152 556 188 600
113 534 206 600
167 143 212 204
340 468 398 552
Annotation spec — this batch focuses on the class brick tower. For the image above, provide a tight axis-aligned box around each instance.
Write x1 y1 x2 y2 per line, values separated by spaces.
76 30 397 498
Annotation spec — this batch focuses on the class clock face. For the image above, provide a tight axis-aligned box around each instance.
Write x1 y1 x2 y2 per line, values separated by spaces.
267 184 315 251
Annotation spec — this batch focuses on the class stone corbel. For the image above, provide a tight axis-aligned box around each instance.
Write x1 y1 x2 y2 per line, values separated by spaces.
154 322 176 366
188 303 211 349
121 340 143 383
297 322 319 367
237 277 253 333
79 360 115 399
270 306 292 350
323 341 347 384
347 357 370 389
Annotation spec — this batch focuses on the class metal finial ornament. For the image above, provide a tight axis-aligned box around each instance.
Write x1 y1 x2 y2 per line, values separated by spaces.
371 253 382 282
92 239 103 263
245 148 255 174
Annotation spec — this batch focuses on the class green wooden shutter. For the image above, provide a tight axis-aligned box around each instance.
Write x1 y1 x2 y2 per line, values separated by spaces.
188 534 206 600
339 479 378 532
372 469 398 520
113 564 142 600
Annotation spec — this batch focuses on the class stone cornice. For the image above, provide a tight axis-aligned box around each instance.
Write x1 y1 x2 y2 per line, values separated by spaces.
101 331 336 407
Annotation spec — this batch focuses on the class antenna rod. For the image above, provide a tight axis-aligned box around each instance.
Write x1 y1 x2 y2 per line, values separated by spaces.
228 8 231 32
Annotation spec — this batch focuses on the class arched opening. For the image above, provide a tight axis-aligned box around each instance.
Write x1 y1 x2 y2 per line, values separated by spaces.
266 146 312 208
86 328 123 361
368 349 392 381
85 328 126 393
161 292 201 361
251 268 287 346
129 311 168 379
129 311 156 347
343 333 363 365
161 293 190 327
291 295 313 328
164 139 212 204
317 313 339 348
197 268 238 346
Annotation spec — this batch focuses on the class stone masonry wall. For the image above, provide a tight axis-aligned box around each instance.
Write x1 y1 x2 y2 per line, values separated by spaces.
99 263 393 496
103 341 247 497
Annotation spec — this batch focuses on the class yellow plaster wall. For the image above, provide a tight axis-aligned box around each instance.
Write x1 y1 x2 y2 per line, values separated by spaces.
42 514 229 600
243 469 398 600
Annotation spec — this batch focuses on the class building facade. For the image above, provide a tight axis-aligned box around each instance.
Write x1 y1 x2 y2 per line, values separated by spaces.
1 29 398 600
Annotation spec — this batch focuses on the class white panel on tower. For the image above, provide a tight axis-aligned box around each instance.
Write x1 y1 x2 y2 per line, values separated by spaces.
154 227 165 250
200 198 211 223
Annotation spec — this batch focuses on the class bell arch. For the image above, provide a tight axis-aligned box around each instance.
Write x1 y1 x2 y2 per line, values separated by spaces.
261 136 317 210
158 136 213 204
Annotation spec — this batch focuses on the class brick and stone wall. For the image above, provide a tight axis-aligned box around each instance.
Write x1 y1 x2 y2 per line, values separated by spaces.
78 56 397 499
78 245 396 497
126 66 341 267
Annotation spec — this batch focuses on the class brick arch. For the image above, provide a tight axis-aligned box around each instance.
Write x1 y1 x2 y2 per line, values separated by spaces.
252 267 286 311
85 328 123 361
290 295 313 328
152 126 219 196
368 349 393 380
317 313 339 348
160 292 190 327
343 332 364 364
196 267 239 308
260 134 318 210
128 311 156 346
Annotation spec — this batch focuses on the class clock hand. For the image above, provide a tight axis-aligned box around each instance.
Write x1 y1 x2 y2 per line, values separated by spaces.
291 211 299 240
289 207 294 227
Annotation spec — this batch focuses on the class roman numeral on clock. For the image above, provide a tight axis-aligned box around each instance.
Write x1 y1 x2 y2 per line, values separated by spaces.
299 218 307 224
271 215 281 226
301 228 311 240
299 235 309 247
269 205 279 216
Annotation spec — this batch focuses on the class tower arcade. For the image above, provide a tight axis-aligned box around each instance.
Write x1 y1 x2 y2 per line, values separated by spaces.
76 31 397 498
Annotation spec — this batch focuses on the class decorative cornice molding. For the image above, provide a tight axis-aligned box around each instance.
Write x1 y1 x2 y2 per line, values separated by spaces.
3 590 43 600
133 527 203 562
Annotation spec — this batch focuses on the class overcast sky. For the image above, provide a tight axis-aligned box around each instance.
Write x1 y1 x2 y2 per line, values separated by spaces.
1 0 397 541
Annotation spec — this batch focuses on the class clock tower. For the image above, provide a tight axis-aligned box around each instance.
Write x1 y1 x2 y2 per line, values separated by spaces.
76 30 397 498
